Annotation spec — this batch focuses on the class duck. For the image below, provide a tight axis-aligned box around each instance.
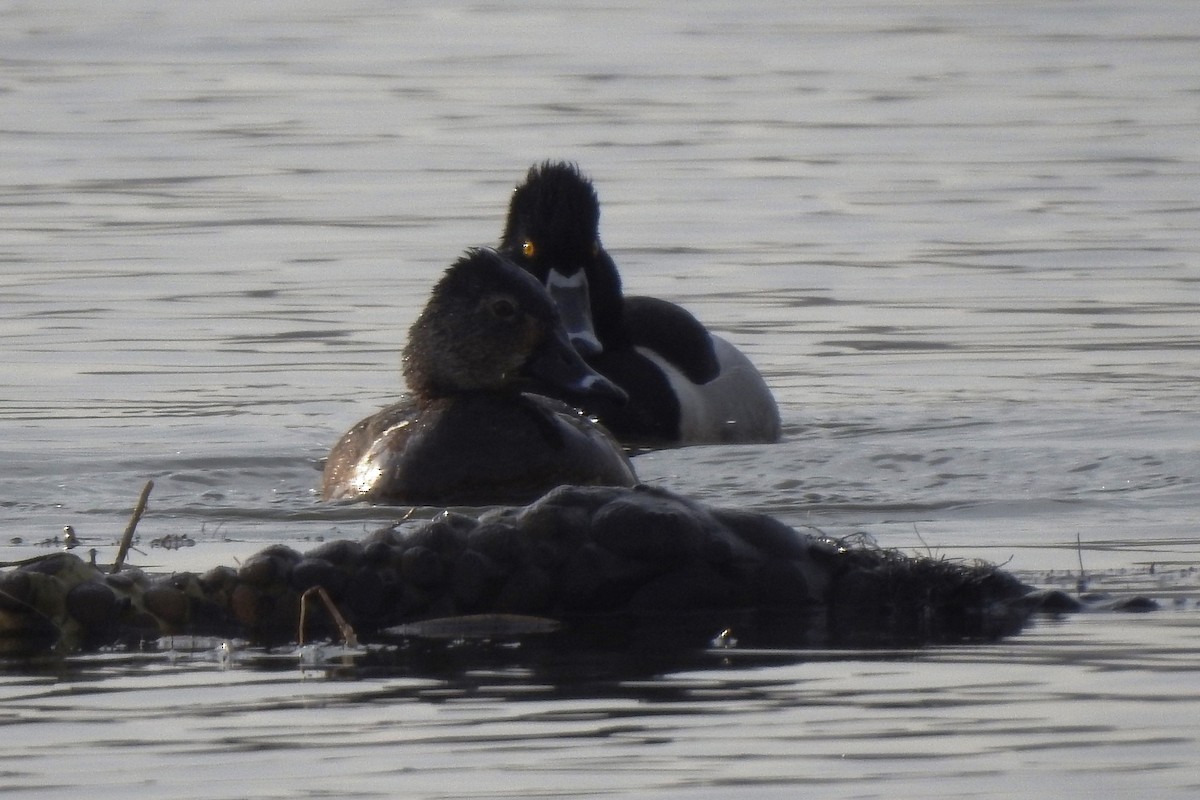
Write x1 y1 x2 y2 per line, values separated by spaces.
499 161 781 446
321 248 638 506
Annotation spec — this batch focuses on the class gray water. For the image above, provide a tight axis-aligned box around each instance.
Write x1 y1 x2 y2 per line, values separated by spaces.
2 1 1199 797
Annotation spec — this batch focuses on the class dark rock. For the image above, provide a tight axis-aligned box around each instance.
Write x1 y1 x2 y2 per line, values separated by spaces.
0 484 1050 653
0 571 34 611
403 514 472 559
307 539 364 569
66 581 119 627
1113 596 1158 613
143 582 190 627
22 553 80 577
710 507 819 561
493 566 554 615
343 567 388 623
238 546 302 586
626 562 740 612
199 566 238 601
401 545 445 589
361 526 404 549
230 583 299 637
452 550 506 612
747 559 816 608
362 540 395 565
291 557 346 595
557 543 657 612
467 521 528 566
1031 589 1084 614
590 494 708 564
105 570 142 591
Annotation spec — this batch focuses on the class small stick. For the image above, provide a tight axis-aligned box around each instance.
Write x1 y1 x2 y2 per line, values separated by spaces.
111 480 153 574
298 585 359 648
1075 530 1088 593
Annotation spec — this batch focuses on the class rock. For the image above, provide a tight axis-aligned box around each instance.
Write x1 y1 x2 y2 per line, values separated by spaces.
400 545 445 589
66 581 120 628
142 582 190 627
590 493 709 564
452 550 506 612
291 557 346 595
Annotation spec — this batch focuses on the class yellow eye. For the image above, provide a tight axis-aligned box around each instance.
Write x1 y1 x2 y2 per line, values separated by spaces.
521 239 536 258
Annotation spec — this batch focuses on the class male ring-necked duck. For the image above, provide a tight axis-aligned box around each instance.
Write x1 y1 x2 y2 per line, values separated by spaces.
499 161 781 446
321 248 638 506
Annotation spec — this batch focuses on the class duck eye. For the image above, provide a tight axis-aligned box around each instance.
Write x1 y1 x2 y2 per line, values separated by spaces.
490 297 518 319
592 239 601 257
521 239 536 259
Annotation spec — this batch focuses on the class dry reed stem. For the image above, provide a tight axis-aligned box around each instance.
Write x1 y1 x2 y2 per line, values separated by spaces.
298 585 360 648
112 480 154 574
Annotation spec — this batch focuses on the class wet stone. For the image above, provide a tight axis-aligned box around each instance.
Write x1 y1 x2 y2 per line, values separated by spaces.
342 567 388 623
515 499 591 550
238 546 302 586
143 583 190 627
467 521 527 566
23 571 68 622
22 553 81 578
1113 596 1159 613
0 485 1052 653
709 507 815 561
361 526 404 549
828 567 887 611
307 539 364 569
404 516 471 559
229 583 299 635
590 495 708 564
66 581 119 628
626 562 741 612
199 565 238 600
492 565 554 615
541 483 631 512
400 545 444 588
429 510 480 540
290 557 346 595
557 543 657 613
105 570 143 592
362 540 395 566
452 550 506 612
747 559 815 608
0 571 34 611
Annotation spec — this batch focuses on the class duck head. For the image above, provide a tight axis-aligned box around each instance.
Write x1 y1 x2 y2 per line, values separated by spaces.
402 248 627 404
500 161 627 357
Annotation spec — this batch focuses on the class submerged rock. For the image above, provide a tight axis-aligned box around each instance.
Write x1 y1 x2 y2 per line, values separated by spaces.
0 485 1079 655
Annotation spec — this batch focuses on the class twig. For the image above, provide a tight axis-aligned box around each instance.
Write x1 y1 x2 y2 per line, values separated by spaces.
111 480 153 574
1075 531 1088 592
913 523 934 559
298 585 359 648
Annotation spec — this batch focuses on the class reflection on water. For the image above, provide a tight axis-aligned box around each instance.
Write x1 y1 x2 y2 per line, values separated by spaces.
3 612 1199 799
3 0 1200 796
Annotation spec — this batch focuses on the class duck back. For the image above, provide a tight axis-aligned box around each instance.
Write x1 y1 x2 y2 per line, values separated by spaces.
321 393 637 506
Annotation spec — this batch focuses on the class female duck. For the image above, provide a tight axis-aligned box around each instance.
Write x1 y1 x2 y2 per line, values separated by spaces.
499 161 781 446
321 248 637 506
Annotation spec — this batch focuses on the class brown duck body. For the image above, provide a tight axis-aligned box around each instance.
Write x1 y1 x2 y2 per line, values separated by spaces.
321 248 636 506
322 392 635 506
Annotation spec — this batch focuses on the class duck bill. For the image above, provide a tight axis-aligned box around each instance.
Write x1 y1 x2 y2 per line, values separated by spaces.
525 325 627 404
545 268 603 357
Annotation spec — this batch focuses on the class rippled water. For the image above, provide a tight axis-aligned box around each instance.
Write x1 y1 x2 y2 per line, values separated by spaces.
3 0 1199 796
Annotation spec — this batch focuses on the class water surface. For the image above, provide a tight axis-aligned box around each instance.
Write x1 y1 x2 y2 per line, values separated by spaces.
2 1 1199 797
